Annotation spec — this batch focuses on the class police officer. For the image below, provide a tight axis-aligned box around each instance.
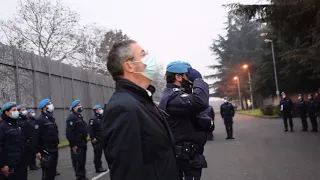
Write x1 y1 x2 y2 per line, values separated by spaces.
280 92 294 132
0 102 25 180
66 100 88 180
198 106 215 141
0 108 2 121
88 105 107 173
159 61 209 180
220 97 235 139
297 94 308 131
16 104 33 179
26 109 39 170
32 99 59 180
307 94 318 132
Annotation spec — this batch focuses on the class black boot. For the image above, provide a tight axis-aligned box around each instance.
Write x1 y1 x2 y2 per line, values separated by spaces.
96 167 108 173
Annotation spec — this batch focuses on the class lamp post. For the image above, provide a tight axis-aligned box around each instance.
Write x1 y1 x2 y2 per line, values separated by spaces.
233 76 241 109
264 39 280 104
242 64 254 109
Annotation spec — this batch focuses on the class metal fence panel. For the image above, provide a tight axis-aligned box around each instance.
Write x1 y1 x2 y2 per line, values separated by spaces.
0 45 117 139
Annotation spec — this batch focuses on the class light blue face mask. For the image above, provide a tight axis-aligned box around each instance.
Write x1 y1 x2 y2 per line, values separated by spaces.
135 55 157 81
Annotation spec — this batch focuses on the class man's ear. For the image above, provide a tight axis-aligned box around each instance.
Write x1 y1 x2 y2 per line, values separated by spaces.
175 74 182 82
123 61 135 73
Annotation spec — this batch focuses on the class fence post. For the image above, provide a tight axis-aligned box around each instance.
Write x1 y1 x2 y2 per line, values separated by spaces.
12 46 20 104
46 58 52 99
30 53 38 109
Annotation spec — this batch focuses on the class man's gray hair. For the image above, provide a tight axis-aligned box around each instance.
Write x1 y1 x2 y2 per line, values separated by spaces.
107 40 137 80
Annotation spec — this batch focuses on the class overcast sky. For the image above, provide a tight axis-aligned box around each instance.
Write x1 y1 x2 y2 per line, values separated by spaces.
0 0 264 80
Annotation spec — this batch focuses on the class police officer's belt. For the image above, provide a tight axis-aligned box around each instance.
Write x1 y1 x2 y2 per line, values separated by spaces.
174 142 202 158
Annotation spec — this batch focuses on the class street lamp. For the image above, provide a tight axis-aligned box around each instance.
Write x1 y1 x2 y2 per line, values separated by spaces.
264 39 280 104
233 76 242 110
242 64 254 109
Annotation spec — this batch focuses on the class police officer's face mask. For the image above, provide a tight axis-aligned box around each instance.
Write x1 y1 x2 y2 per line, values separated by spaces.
10 110 20 119
308 96 312 100
77 106 83 113
298 96 302 100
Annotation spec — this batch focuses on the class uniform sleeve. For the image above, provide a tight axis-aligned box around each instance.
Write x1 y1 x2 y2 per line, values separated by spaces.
212 107 215 120
66 116 76 147
101 105 146 180
167 79 209 115
31 119 43 154
0 125 5 168
231 105 235 117
220 105 224 118
88 119 96 139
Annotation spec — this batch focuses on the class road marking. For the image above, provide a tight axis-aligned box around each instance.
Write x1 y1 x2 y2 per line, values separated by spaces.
92 169 110 180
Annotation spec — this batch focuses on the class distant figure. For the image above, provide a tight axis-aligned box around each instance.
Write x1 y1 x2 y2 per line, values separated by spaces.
307 93 318 132
297 94 308 131
220 97 235 139
280 92 293 132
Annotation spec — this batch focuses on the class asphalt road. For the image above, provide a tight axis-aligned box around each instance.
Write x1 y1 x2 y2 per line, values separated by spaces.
28 114 320 180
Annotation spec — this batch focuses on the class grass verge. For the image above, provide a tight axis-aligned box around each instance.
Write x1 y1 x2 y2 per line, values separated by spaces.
237 108 279 118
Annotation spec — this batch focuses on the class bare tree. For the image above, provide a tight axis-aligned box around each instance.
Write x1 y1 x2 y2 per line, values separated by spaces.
96 29 130 61
0 0 82 62
152 64 166 93
71 24 107 72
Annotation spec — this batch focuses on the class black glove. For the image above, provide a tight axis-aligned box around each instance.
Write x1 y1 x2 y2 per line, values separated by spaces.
187 68 202 82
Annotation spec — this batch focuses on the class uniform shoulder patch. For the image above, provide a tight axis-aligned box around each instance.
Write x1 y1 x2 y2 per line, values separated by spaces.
180 93 189 98
69 121 73 126
90 121 94 125
35 125 39 129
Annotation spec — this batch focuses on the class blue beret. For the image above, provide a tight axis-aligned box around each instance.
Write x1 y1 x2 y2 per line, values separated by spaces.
40 99 51 109
70 100 81 111
93 104 101 110
27 109 33 114
17 104 26 110
1 102 16 113
166 61 191 73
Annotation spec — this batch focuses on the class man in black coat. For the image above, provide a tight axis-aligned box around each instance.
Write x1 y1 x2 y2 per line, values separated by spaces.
280 92 294 132
101 40 181 180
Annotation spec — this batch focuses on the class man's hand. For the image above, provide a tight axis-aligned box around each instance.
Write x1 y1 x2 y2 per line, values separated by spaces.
187 68 202 82
1 166 9 177
72 146 78 153
36 153 42 160
91 138 97 143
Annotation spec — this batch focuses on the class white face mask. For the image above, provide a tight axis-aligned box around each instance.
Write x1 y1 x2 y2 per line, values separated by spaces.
282 96 286 99
134 55 157 81
224 99 228 103
11 110 20 119
21 110 28 116
99 109 104 115
298 96 302 100
31 112 36 117
47 104 54 112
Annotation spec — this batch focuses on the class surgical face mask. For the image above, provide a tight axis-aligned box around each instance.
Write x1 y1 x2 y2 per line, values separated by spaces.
224 99 228 103
282 96 286 99
31 112 36 117
298 96 302 100
77 107 83 112
308 96 312 100
21 110 28 116
10 110 20 119
99 109 104 115
47 104 54 113
134 55 157 81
